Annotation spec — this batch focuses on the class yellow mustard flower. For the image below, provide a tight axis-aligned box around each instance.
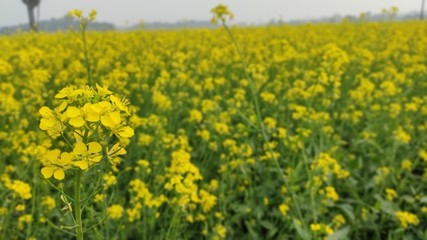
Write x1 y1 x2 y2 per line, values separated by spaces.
107 204 124 220
395 211 419 228
72 142 102 170
41 150 72 180
101 111 134 139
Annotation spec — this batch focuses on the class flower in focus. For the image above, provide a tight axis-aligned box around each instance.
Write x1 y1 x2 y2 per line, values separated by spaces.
41 150 72 180
101 111 134 139
72 142 102 170
39 85 134 179
107 143 127 160
39 106 66 137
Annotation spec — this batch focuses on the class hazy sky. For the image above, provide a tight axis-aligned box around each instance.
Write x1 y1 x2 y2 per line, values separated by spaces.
0 0 422 27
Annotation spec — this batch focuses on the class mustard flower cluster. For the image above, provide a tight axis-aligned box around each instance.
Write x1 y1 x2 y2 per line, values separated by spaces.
210 4 234 24
395 211 420 229
164 147 217 221
69 9 97 23
5 180 32 200
39 85 133 180
310 223 334 237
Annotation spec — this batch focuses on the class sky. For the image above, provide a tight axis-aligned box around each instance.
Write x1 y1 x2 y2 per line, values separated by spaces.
0 0 422 27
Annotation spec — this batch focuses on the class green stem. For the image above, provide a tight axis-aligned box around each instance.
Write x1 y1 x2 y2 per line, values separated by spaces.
44 218 76 236
81 23 92 86
61 132 74 149
221 21 308 234
44 179 74 200
166 207 179 239
302 151 317 221
75 169 84 240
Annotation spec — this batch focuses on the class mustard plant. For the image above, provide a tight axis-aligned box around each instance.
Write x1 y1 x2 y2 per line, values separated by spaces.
39 10 134 240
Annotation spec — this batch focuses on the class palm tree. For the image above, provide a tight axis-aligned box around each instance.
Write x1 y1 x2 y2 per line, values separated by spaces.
22 0 41 31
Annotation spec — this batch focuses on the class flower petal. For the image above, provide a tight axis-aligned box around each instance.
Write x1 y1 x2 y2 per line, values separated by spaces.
91 155 102 163
60 152 72 165
57 101 68 112
66 106 81 118
108 143 127 157
46 149 60 162
118 126 134 138
101 115 114 128
74 142 87 155
39 107 53 117
86 111 100 122
40 118 55 130
41 167 54 179
69 116 85 127
74 161 88 170
109 111 121 125
54 169 65 180
88 142 102 154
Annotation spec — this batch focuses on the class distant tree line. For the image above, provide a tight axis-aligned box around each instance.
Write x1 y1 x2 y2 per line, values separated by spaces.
268 10 426 25
0 15 115 34
1 9 425 35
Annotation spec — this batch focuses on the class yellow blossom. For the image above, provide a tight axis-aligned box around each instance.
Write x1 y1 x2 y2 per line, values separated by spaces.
41 150 72 180
333 214 346 228
278 203 289 216
108 204 124 220
7 180 32 199
401 159 412 170
396 211 419 228
41 196 56 211
310 223 321 231
89 9 97 21
325 186 340 201
101 111 134 139
211 4 234 24
386 188 398 201
72 142 102 170
394 127 411 144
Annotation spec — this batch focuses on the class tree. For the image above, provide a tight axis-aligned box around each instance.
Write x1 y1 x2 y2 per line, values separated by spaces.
22 0 41 31
422 0 426 20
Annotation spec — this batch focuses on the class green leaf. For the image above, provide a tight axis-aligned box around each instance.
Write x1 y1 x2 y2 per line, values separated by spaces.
292 218 310 240
402 232 416 240
267 228 279 239
260 220 276 231
373 194 398 216
419 196 427 203
379 199 398 216
336 204 355 224
326 226 350 240
401 195 415 204
245 221 261 239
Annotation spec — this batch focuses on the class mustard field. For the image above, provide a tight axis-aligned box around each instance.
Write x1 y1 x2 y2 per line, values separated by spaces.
1 11 427 239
